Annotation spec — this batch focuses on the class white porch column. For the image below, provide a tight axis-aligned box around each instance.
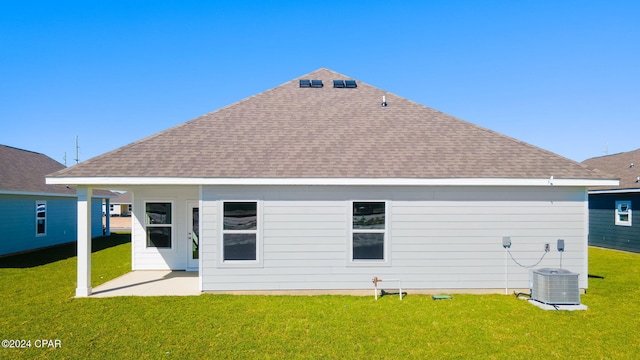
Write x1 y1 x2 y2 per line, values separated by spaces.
104 198 111 236
76 187 93 297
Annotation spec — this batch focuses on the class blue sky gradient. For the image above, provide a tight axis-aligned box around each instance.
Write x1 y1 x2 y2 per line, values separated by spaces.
1 1 638 164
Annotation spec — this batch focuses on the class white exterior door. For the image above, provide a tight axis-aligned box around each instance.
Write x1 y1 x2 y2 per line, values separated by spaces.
187 201 200 271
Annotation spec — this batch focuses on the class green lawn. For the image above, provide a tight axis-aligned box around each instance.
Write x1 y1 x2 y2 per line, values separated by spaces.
1 236 639 359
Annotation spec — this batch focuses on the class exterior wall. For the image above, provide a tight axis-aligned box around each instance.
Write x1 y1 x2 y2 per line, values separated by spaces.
200 185 589 291
0 195 76 255
91 198 104 238
103 203 131 217
0 195 107 256
589 192 640 253
129 186 199 270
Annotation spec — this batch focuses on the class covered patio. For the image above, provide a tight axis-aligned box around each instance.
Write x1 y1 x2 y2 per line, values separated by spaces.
90 271 200 297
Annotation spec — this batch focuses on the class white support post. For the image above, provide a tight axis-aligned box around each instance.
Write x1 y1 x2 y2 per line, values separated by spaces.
76 187 93 297
104 198 110 236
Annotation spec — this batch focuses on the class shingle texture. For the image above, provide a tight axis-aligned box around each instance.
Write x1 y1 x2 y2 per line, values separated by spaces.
1 145 75 194
583 148 640 189
49 68 608 180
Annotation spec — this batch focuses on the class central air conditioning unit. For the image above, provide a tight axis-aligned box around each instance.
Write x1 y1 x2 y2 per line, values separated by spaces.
530 268 580 305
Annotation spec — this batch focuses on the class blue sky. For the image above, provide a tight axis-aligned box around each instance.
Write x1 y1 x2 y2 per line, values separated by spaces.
1 1 638 165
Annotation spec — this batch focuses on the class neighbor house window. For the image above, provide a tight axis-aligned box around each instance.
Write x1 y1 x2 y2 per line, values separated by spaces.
145 202 172 248
36 201 46 236
352 202 386 261
223 202 258 261
615 201 632 226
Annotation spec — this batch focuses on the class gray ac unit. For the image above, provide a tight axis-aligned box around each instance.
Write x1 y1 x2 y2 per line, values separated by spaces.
531 268 580 305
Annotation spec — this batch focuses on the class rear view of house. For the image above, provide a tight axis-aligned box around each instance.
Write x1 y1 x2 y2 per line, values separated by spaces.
47 68 617 297
0 145 107 256
583 149 640 252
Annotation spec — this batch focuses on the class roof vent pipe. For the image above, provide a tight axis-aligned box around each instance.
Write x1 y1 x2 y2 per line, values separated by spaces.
636 176 640 183
630 163 635 168
381 95 387 107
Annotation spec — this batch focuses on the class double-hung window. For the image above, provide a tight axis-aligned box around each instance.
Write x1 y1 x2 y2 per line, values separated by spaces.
351 201 387 261
615 200 632 226
145 202 173 248
223 202 258 261
36 201 46 236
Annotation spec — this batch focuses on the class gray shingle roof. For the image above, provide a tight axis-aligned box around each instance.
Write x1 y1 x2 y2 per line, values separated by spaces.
583 148 640 190
1 145 76 194
49 68 608 180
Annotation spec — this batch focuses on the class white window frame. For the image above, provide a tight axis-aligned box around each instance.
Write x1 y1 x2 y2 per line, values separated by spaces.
144 201 174 249
35 200 46 236
219 200 263 267
348 200 391 266
615 200 632 226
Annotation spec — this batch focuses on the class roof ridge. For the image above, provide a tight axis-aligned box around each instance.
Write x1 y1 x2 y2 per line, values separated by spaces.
1 144 45 156
583 147 640 162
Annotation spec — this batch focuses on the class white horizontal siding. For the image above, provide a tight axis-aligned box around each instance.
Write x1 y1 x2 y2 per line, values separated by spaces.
200 185 588 291
130 186 199 270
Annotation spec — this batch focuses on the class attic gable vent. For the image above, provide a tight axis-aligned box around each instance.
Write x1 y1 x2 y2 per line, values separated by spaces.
299 79 311 88
299 79 323 88
333 79 357 88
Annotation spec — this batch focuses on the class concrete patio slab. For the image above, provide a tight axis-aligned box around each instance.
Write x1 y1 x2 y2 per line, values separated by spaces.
90 271 200 297
527 299 588 311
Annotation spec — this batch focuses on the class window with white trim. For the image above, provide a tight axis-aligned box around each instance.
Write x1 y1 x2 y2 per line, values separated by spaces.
223 202 258 261
36 201 46 236
351 202 386 261
615 200 632 226
145 202 173 248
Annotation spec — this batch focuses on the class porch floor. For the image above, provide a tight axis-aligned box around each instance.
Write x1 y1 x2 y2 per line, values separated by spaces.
90 271 200 297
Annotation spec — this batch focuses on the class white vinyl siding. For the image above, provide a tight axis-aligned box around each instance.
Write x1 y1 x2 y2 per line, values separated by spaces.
200 185 589 292
130 186 199 270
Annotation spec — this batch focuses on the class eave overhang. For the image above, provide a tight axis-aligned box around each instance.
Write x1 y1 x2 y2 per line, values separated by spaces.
47 176 620 187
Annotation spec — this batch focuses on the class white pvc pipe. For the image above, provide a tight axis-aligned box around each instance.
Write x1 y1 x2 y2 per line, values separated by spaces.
505 248 509 295
373 278 402 300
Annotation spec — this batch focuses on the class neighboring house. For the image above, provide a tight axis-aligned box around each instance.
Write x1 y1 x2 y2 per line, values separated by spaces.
47 68 617 297
103 191 133 233
583 149 640 252
104 191 132 216
0 145 112 256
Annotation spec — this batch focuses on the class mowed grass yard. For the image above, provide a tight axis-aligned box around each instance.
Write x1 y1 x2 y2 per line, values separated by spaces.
1 235 639 359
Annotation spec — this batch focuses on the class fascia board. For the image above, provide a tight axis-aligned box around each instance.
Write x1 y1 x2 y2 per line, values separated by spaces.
47 177 620 187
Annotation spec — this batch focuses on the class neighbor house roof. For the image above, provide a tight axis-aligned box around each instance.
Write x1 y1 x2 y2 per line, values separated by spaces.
48 68 614 186
110 191 132 204
1 144 115 197
1 145 76 195
582 148 640 191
